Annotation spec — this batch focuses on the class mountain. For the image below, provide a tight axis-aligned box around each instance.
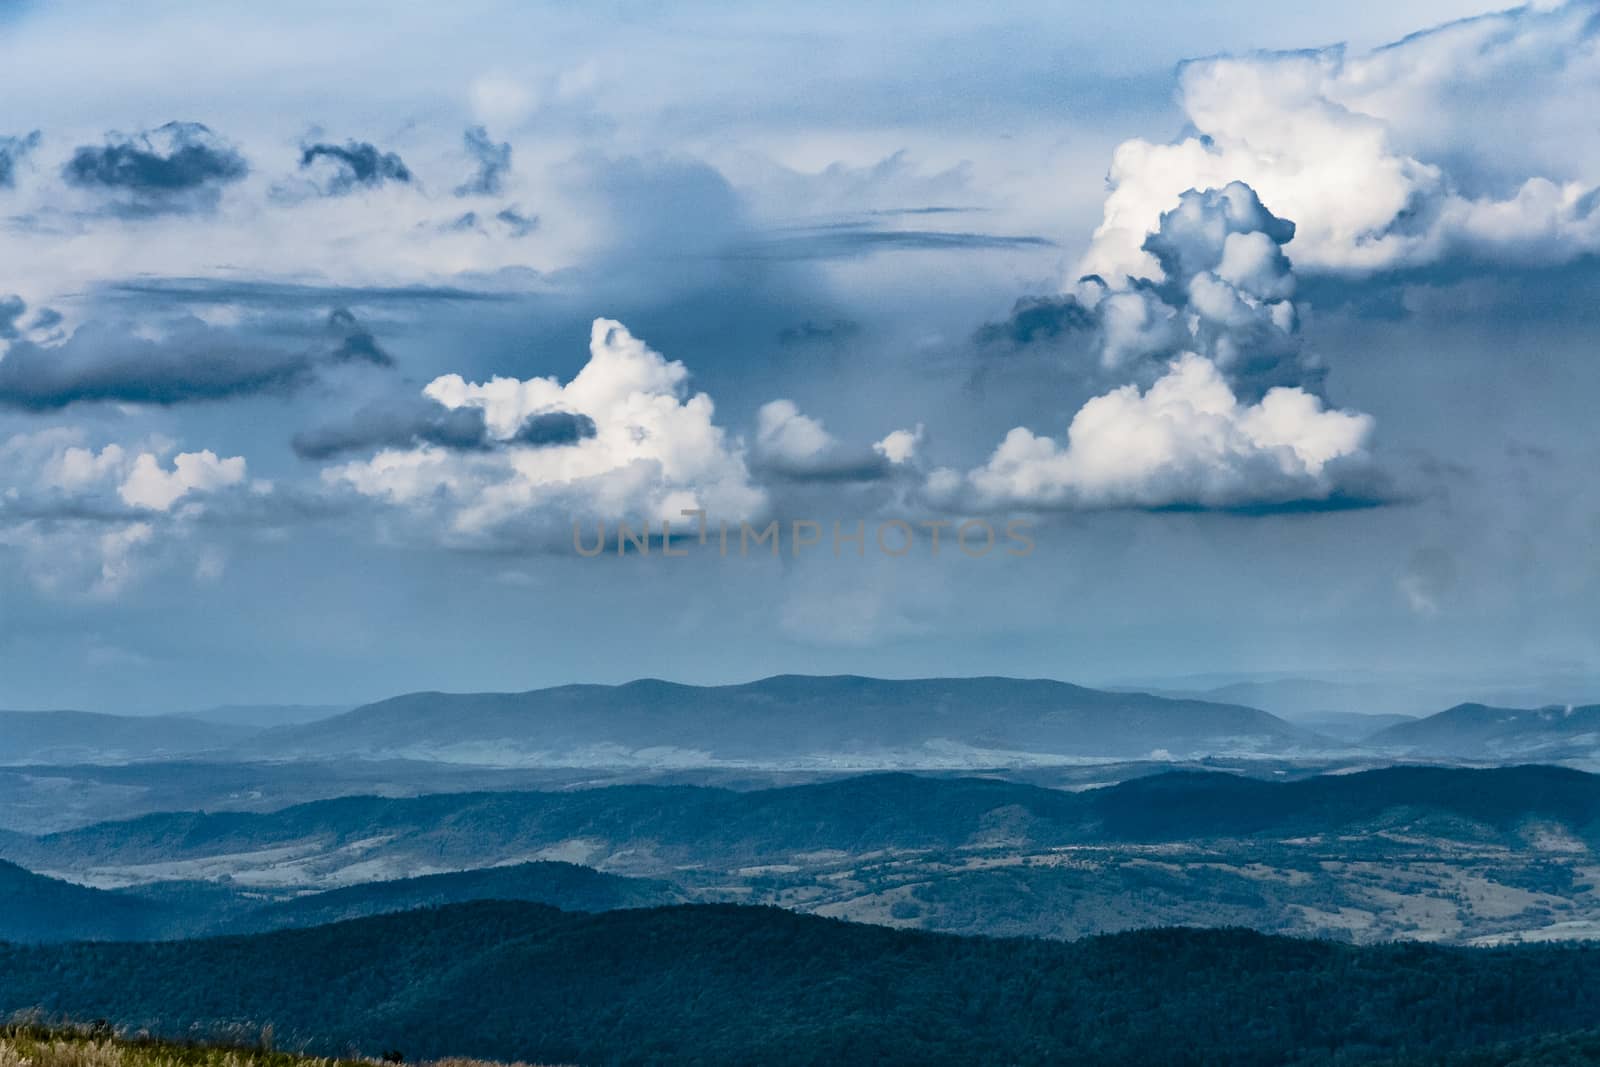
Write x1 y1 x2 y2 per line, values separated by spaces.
181 704 352 728
0 710 254 764
0 859 173 941
1369 702 1600 759
5 901 1600 1066
240 674 1326 765
1120 677 1447 720
224 861 683 933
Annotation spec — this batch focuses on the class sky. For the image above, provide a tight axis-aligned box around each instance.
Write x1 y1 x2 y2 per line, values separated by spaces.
1 0 1597 712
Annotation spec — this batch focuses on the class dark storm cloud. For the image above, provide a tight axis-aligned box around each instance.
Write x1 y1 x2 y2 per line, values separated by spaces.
293 400 595 459
0 129 40 188
299 140 412 193
756 451 894 484
0 309 394 411
327 307 394 367
455 125 512 196
508 410 596 447
292 397 494 459
62 122 247 214
974 295 1094 347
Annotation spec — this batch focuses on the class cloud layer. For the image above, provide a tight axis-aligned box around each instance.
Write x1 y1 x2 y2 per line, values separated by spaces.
0 304 391 410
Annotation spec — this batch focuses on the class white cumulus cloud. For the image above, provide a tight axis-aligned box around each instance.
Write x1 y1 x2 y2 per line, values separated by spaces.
1080 2 1600 280
0 429 249 596
325 318 766 545
947 353 1375 511
118 450 248 512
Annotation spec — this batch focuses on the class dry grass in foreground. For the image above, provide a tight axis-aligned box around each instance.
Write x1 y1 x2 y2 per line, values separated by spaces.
0 1024 562 1067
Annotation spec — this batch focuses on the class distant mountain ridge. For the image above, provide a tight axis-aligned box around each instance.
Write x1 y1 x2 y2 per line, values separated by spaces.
0 710 253 765
1368 702 1600 759
240 674 1327 765
181 704 352 728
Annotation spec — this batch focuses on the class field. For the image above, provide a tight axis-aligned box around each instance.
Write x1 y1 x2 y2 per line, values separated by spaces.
0 1025 556 1067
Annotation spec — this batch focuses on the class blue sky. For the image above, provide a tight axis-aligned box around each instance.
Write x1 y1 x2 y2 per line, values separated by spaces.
1 1 1596 711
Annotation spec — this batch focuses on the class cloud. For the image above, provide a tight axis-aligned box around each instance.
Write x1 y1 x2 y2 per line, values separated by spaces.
299 140 412 194
0 294 25 338
874 425 923 465
456 125 512 196
1080 3 1600 279
974 295 1093 347
0 308 393 410
495 206 538 237
323 318 765 547
984 181 1314 395
0 429 251 596
118 450 247 512
17 434 250 515
778 318 860 346
727 222 1054 261
293 398 495 460
292 396 595 460
753 399 915 484
509 410 597 447
0 129 40 188
326 307 394 367
1400 545 1457 617
62 122 247 215
102 277 513 309
439 207 538 238
940 352 1376 512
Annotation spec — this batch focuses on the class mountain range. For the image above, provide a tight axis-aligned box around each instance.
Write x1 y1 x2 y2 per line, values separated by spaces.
237 674 1326 765
13 765 1597 881
9 676 1600 771
10 763 1600 945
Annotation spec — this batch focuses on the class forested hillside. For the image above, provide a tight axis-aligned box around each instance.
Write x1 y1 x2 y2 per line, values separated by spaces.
6 902 1600 1065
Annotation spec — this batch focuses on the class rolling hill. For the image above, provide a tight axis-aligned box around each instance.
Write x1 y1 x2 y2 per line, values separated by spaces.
6 901 1600 1065
223 860 683 933
239 674 1327 765
0 856 684 941
10 765 1600 885
0 859 173 941
1369 702 1600 759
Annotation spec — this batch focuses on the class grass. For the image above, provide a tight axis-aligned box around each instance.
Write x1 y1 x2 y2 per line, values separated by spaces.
0 1025 559 1067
